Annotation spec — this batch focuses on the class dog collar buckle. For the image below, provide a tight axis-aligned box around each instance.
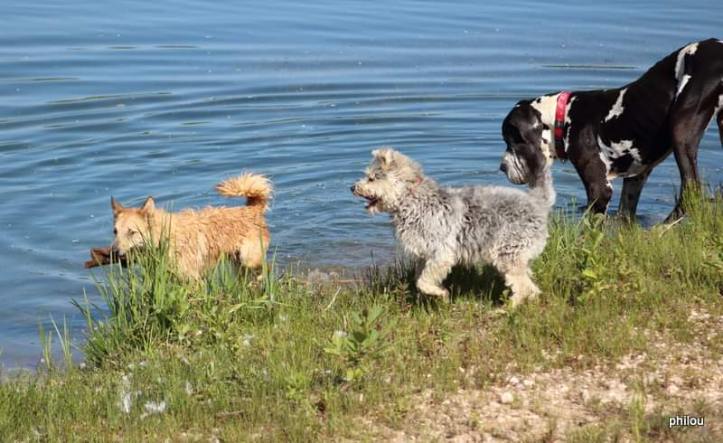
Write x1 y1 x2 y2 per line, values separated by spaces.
554 91 571 159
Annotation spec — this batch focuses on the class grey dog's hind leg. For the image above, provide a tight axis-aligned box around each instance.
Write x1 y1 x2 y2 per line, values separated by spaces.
416 258 453 302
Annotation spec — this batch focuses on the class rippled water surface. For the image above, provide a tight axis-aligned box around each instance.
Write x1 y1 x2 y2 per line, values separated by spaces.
1 0 721 367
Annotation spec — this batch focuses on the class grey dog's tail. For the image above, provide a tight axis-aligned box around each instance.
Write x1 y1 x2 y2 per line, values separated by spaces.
528 167 556 207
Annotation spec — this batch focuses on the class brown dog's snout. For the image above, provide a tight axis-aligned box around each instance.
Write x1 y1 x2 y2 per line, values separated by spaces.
109 243 123 257
350 184 357 194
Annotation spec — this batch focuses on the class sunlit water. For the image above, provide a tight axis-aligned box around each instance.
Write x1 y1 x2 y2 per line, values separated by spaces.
1 0 721 368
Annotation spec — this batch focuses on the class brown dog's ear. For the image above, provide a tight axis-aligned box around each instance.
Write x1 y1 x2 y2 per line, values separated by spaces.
140 196 155 213
111 196 124 215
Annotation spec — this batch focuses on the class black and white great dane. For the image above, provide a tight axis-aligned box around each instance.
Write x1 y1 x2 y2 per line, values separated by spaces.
500 38 723 219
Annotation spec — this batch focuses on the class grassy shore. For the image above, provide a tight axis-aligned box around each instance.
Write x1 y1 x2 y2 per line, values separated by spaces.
1 192 721 442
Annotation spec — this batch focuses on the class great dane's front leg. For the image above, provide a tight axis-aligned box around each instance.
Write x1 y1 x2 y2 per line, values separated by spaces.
577 157 613 214
416 257 454 302
619 170 651 219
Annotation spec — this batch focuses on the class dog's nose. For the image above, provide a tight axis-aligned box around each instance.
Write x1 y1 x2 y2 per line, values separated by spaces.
350 184 356 193
499 163 508 174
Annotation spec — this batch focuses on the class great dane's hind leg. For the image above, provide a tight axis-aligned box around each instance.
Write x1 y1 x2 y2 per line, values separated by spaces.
667 116 710 221
666 77 717 221
717 104 723 146
619 170 651 220
416 258 453 302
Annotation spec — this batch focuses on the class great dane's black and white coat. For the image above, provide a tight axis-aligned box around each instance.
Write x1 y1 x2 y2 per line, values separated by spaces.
500 38 723 219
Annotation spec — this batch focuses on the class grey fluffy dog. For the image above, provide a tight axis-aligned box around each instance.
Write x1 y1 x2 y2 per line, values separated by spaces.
351 148 554 306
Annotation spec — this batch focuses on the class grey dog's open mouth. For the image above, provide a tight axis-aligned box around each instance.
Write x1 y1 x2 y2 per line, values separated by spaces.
364 196 380 209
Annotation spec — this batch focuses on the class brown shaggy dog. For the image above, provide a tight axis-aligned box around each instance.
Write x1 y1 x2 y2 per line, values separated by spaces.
110 173 272 280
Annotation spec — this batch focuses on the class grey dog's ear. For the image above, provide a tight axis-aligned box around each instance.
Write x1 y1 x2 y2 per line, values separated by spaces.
372 147 397 170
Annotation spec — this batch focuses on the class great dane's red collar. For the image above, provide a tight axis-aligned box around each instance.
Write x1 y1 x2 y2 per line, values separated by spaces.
554 91 571 159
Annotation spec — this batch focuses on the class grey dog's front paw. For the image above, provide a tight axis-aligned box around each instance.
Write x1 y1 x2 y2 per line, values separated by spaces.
416 280 450 303
507 289 539 308
507 294 525 309
438 289 450 303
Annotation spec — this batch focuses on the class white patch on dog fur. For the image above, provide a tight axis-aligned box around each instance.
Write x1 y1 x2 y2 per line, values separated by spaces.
604 88 627 122
676 74 691 97
594 151 614 211
541 128 551 146
530 94 559 160
597 137 636 159
715 94 723 117
530 93 576 160
674 43 698 98
596 136 645 178
563 96 577 152
530 94 558 128
538 127 553 162
675 43 698 79
598 151 613 178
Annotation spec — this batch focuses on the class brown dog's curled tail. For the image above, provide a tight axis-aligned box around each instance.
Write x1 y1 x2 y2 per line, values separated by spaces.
215 173 272 211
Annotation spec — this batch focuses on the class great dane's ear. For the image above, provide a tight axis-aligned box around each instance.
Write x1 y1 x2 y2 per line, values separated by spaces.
372 147 397 170
519 114 544 148
111 196 124 216
140 196 155 213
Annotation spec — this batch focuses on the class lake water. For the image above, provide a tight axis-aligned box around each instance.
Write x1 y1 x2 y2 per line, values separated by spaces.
1 0 721 368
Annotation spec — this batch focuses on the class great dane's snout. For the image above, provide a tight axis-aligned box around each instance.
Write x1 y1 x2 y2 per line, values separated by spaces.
499 162 508 174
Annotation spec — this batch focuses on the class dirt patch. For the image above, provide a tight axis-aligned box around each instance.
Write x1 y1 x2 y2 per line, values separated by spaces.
361 310 723 442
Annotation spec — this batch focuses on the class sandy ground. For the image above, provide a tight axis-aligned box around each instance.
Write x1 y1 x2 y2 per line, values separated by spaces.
361 309 722 442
